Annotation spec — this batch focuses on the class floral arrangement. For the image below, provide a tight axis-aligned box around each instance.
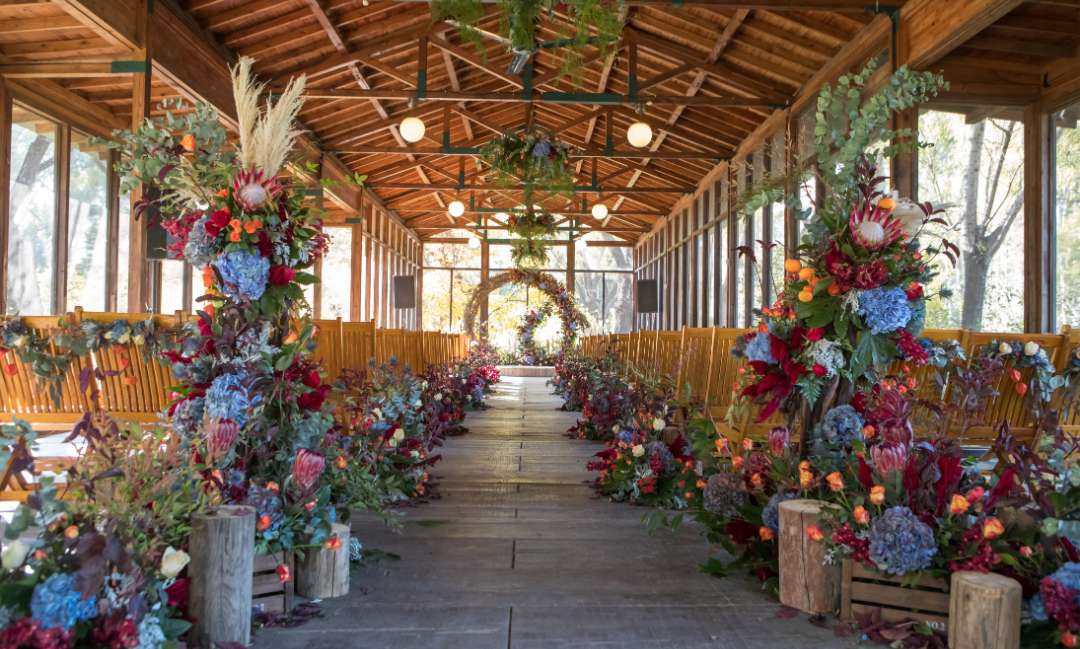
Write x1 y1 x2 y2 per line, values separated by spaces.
517 302 554 364
476 128 575 209
1 415 208 649
504 269 588 350
430 0 625 88
506 208 558 267
0 316 169 404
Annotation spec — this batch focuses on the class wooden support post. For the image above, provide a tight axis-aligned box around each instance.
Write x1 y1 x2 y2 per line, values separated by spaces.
105 148 120 312
188 505 256 648
1024 102 1052 333
0 81 10 313
127 0 151 313
53 125 71 315
948 571 1021 649
296 522 350 599
778 499 841 614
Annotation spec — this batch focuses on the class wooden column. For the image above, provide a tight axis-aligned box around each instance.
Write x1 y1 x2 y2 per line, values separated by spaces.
53 125 71 315
188 505 255 648
948 571 1021 649
566 241 576 295
479 240 489 325
778 499 841 613
0 81 11 313
1024 102 1052 333
891 12 917 201
105 149 120 312
127 0 151 313
296 522 350 599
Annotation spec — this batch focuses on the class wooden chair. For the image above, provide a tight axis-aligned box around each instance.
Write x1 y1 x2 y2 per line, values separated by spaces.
341 320 376 374
680 326 717 405
311 318 344 385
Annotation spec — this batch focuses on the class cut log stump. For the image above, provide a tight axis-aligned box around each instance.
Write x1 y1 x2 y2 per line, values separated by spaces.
778 499 841 614
296 522 350 599
188 505 255 649
949 571 1021 649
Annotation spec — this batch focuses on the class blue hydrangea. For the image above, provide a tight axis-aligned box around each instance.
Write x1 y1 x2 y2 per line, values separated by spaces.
183 215 222 267
868 506 937 575
762 493 801 532
1028 593 1049 622
30 573 97 630
532 140 551 158
172 396 206 440
855 287 911 335
821 405 865 445
617 430 633 444
906 297 926 336
214 250 270 301
744 325 774 364
206 372 256 425
1043 563 1080 610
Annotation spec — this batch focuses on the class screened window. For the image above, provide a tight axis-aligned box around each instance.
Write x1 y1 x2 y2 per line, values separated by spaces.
322 226 352 319
65 131 110 312
1054 102 1080 329
7 105 57 315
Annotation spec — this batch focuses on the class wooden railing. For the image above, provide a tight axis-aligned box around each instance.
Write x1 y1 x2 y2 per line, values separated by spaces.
580 326 1080 447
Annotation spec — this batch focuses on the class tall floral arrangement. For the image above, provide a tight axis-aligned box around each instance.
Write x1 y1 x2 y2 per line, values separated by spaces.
505 269 588 349
477 128 575 209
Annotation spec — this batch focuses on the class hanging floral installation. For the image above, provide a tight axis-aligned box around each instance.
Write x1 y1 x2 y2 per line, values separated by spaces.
430 0 625 88
506 207 558 267
461 269 588 351
477 127 576 210
517 302 554 364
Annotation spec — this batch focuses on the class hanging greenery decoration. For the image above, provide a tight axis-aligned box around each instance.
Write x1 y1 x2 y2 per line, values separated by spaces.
506 208 558 267
477 127 576 208
430 0 625 88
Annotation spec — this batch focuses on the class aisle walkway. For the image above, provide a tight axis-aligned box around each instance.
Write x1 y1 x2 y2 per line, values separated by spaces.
257 377 850 649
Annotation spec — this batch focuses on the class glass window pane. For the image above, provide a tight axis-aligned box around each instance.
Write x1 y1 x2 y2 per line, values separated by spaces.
451 270 480 332
605 273 633 334
422 268 452 332
117 181 131 312
8 105 57 315
574 271 604 335
488 278 528 347
322 226 352 320
770 206 785 301
160 262 184 314
66 131 109 312
423 241 480 268
919 109 1025 332
706 227 714 326
1055 102 1080 329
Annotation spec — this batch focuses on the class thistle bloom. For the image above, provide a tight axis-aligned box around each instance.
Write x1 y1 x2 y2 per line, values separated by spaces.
870 441 908 477
768 426 789 456
870 485 885 505
983 518 1005 539
853 505 870 524
806 526 825 542
292 448 326 493
949 494 970 515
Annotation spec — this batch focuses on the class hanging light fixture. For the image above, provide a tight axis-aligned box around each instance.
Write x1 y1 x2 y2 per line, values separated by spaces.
400 117 425 143
448 200 465 217
468 236 481 249
627 104 652 148
575 238 588 251
591 203 608 219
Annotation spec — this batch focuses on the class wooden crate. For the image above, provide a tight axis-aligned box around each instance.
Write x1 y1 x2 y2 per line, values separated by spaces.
841 559 950 634
252 551 295 613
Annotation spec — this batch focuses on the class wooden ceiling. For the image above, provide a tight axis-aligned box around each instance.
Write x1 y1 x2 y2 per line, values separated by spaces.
1 0 1078 242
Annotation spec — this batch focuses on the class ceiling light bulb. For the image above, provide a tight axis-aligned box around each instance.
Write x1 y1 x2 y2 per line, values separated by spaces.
591 203 608 219
468 236 481 249
575 238 587 251
627 121 652 148
400 117 425 143
448 200 465 217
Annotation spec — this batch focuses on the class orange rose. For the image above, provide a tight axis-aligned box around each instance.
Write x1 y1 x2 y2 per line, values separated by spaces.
180 134 196 151
731 456 745 470
826 472 844 492
276 564 291 583
244 219 262 234
870 485 885 505
742 438 753 451
750 473 764 489
229 218 242 230
257 515 271 532
863 425 876 439
266 481 279 495
325 537 342 551
715 438 729 453
949 494 970 515
853 505 869 524
759 527 775 541
216 188 229 198
799 469 813 487
806 525 824 542
1063 632 1076 648
202 264 214 288
64 525 79 539
696 479 706 490
229 231 241 242
983 518 1005 539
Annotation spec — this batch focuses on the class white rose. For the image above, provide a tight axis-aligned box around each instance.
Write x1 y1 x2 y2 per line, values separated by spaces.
373 408 383 420
2 540 30 570
999 343 1012 355
1024 341 1041 356
160 547 189 579
410 450 419 458
434 393 442 402
391 429 405 443
414 399 422 408
421 381 428 389
632 444 645 457
612 424 620 433
133 334 146 346
652 418 665 432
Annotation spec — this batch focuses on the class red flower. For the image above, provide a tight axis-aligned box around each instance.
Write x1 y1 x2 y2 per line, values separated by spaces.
853 260 888 290
805 327 825 342
812 364 827 377
276 564 291 583
205 208 230 237
269 265 297 286
725 519 758 545
292 448 326 493
302 369 321 389
905 283 924 300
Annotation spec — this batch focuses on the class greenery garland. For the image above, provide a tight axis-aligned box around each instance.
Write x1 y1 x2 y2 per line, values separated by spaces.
477 127 575 208
431 0 625 88
507 208 558 267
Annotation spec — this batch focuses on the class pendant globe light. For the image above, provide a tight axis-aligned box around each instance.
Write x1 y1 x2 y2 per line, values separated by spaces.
468 236 481 249
591 203 608 220
627 104 652 148
448 200 465 218
575 237 588 252
400 117 425 143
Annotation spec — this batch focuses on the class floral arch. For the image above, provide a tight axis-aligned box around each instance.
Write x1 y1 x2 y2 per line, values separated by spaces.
462 269 589 351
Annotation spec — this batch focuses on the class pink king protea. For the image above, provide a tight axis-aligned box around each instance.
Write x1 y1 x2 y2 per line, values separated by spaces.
232 167 282 212
207 418 239 460
292 448 326 493
768 426 789 457
870 441 908 477
849 203 904 250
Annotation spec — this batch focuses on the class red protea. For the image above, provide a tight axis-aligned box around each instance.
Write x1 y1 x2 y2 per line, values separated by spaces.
768 426 789 457
232 167 282 212
870 441 908 477
292 448 325 493
206 418 239 460
849 203 903 250
874 389 914 446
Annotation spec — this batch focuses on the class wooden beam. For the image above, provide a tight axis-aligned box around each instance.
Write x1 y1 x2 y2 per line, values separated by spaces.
52 0 139 50
336 146 726 160
128 0 151 313
298 87 783 106
0 62 129 78
0 80 11 313
366 183 695 194
902 0 1026 69
0 16 85 34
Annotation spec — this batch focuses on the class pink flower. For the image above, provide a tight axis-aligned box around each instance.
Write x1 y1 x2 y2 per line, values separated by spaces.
870 441 908 477
768 426 789 457
966 486 985 504
292 448 326 493
207 418 239 460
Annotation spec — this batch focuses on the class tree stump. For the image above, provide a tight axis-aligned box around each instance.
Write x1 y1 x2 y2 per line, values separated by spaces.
948 571 1021 649
778 499 841 613
188 505 255 648
296 522 350 599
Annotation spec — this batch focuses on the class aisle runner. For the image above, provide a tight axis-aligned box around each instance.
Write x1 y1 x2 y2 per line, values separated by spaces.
255 378 847 649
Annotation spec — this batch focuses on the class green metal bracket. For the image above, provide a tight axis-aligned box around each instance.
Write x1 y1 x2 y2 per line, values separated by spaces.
865 5 901 34
303 188 324 198
469 195 475 211
628 74 637 103
591 169 597 187
442 146 480 155
416 69 427 99
582 197 588 213
442 129 450 148
344 218 363 224
523 63 532 102
147 0 154 13
543 92 622 105
767 103 791 110
605 133 613 157
458 166 465 189
669 0 683 7
110 61 150 74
